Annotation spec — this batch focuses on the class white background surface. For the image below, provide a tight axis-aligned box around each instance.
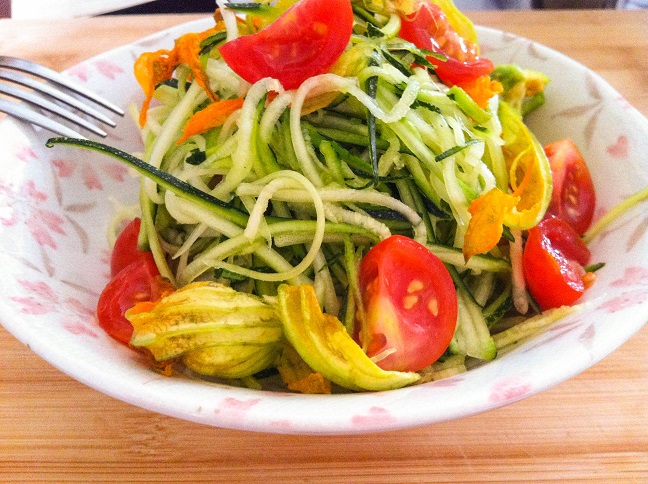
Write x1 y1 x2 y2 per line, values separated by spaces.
9 0 645 18
11 0 157 18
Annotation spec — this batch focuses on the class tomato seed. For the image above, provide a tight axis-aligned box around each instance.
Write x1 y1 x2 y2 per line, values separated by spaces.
428 298 439 317
403 295 419 310
407 279 424 293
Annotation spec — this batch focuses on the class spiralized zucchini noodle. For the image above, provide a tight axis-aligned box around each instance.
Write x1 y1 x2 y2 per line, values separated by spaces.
49 0 647 392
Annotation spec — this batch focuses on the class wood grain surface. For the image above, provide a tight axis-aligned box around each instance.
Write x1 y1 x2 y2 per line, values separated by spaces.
1 10 647 482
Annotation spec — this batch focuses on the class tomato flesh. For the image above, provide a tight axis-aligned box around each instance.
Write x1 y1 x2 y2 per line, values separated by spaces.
398 2 494 85
219 0 354 90
523 217 591 310
356 235 458 372
544 139 596 235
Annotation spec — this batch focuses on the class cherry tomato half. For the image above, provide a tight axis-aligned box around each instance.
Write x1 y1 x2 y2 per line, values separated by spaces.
523 217 592 311
219 0 354 90
398 2 494 86
544 139 596 235
99 219 174 345
98 254 166 344
111 218 147 277
356 235 458 372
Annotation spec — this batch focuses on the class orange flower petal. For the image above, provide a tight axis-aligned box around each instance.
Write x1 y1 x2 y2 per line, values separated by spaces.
174 31 219 103
177 97 245 144
463 188 519 261
134 24 226 126
458 75 503 109
134 49 177 126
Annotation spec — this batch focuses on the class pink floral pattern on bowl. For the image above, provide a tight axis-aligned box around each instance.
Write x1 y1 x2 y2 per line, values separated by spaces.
0 20 646 435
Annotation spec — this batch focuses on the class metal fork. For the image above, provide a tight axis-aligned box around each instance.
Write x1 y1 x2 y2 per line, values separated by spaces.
0 56 124 139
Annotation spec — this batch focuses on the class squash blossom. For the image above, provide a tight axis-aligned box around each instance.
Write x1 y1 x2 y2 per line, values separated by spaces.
127 282 283 379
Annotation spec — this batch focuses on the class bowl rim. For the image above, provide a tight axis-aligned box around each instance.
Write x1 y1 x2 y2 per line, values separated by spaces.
0 18 647 435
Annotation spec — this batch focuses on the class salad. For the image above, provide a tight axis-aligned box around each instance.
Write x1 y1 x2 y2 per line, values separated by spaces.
46 0 644 394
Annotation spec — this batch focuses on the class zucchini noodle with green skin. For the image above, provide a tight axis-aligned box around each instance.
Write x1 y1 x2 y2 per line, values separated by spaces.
49 0 636 391
130 3 513 362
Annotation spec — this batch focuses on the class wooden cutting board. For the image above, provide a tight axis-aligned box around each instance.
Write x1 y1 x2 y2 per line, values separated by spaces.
1 10 647 482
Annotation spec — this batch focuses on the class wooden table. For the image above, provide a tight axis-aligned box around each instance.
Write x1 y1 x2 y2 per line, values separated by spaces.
1 10 647 482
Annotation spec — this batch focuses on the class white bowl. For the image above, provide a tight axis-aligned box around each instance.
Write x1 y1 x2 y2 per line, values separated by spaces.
1 19 647 435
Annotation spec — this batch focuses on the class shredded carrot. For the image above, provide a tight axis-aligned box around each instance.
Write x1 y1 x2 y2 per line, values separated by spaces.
458 75 503 109
177 97 245 144
463 188 519 261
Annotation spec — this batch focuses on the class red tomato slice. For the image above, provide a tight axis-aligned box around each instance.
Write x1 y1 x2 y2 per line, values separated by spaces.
398 2 494 85
523 217 592 311
111 218 147 277
219 0 354 90
544 139 596 235
356 235 458 372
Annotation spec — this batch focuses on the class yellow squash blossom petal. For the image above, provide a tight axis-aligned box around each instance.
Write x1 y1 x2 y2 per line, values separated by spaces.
462 101 551 258
276 343 331 394
277 284 420 391
127 282 283 379
498 100 552 230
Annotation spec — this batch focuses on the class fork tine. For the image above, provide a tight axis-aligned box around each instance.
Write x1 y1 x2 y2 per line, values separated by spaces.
0 56 125 116
0 83 108 137
0 98 86 139
0 70 117 127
